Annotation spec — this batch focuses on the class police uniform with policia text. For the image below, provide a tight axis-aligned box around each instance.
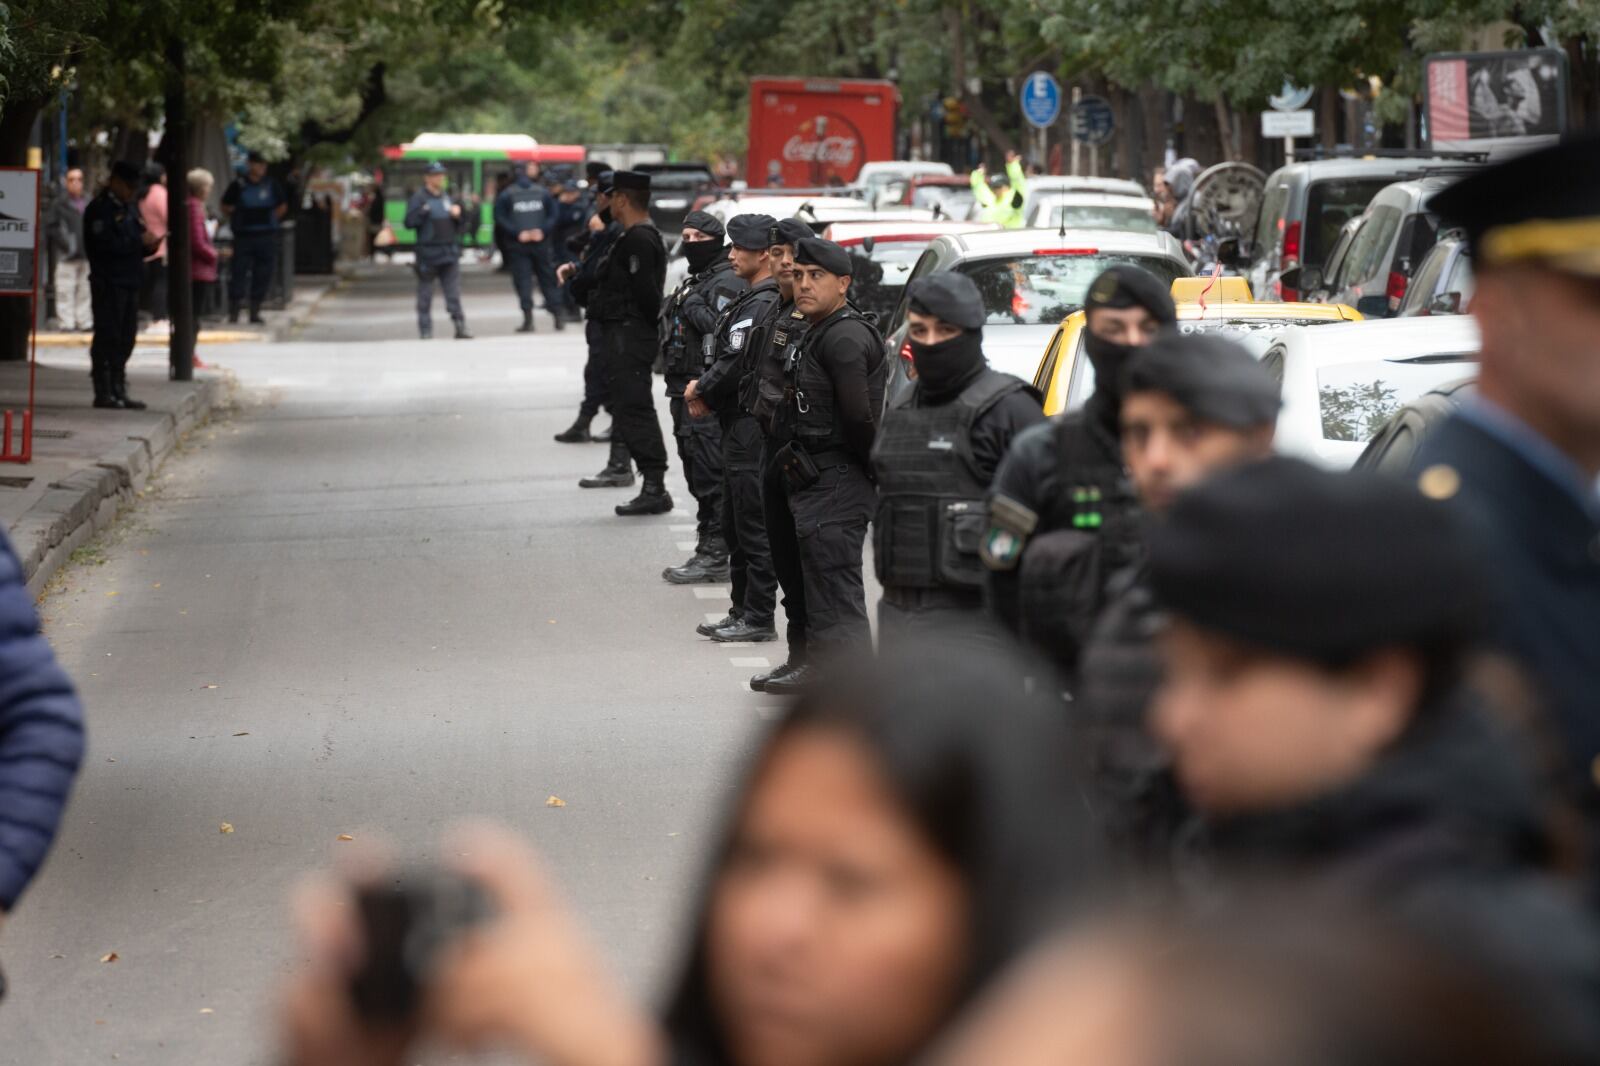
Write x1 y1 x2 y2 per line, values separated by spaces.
404 161 472 340
494 166 566 333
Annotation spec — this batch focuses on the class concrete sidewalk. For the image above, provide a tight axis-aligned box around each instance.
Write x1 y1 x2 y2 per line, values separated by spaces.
34 273 340 348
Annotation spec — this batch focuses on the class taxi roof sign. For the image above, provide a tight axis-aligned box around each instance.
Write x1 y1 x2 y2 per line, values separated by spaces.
1171 276 1254 303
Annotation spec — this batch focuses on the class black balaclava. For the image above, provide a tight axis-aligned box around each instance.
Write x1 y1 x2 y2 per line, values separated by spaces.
683 239 727 274
1081 265 1177 431
911 331 986 400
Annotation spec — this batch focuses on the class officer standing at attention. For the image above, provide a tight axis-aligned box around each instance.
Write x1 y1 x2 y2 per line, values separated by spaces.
982 265 1176 686
762 238 887 692
593 171 672 517
219 149 287 324
494 161 565 334
659 211 744 584
405 161 473 340
84 160 160 409
871 272 1044 647
1416 135 1600 898
558 170 623 453
1075 332 1279 863
688 214 783 643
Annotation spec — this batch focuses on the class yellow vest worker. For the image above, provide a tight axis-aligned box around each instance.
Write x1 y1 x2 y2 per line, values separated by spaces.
970 152 1028 229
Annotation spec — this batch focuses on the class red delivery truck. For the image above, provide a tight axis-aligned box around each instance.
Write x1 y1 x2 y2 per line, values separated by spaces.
747 77 900 188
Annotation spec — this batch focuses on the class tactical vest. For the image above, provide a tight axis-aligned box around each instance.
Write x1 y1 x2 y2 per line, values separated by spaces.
872 369 1027 590
749 305 809 432
787 308 886 454
661 276 697 377
592 222 664 323
503 183 548 234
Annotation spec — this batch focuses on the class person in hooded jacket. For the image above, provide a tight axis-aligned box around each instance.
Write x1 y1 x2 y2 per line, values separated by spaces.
871 273 1043 647
659 211 745 585
1148 457 1600 1061
982 265 1176 688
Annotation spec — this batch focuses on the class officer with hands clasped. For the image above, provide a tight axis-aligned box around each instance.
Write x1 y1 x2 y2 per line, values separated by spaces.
871 272 1044 647
982 264 1176 685
762 238 887 692
494 161 566 334
687 214 783 643
405 161 473 340
558 170 627 460
659 211 744 583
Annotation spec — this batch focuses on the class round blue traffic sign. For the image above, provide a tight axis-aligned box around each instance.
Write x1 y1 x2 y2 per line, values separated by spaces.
1020 72 1062 129
1072 95 1116 145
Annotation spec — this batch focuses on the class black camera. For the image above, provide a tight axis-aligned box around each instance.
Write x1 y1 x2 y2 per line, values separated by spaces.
347 871 493 1024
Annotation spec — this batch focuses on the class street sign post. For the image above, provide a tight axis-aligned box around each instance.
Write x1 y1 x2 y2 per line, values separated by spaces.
1261 109 1315 164
1020 71 1062 129
1071 94 1115 176
0 167 38 463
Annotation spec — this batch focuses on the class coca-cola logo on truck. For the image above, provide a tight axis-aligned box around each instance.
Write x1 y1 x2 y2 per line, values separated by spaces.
782 133 857 166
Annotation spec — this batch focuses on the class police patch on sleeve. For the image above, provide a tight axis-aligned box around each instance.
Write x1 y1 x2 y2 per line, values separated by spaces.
981 493 1040 571
628 255 641 274
727 317 755 352
715 294 733 311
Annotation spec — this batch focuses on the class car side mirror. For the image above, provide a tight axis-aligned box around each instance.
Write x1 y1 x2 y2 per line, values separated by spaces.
1428 291 1462 315
1280 263 1321 294
1355 294 1390 318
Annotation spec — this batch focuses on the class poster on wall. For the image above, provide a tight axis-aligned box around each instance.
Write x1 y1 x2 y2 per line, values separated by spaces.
0 168 39 295
1425 49 1568 157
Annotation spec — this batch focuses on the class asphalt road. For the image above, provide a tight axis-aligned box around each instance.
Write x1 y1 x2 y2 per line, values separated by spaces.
4 262 810 1063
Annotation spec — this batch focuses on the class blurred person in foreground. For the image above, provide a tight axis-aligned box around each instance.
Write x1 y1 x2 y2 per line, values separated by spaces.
281 646 1096 1065
1420 135 1600 902
933 895 1578 1066
1076 332 1278 866
1147 457 1600 1053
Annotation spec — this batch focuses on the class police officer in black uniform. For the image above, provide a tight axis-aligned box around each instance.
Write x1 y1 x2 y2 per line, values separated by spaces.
1076 331 1278 863
762 238 887 692
592 170 672 517
404 161 473 340
871 273 1045 647
494 161 565 334
660 210 744 583
688 214 783 642
83 160 160 409
982 265 1176 685
558 170 625 457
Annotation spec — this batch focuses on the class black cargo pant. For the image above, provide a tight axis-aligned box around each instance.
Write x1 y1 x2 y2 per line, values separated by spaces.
89 280 139 396
721 415 777 628
601 320 669 477
579 318 612 419
785 452 876 654
506 244 563 314
230 232 276 314
667 376 724 544
415 257 464 329
762 442 807 663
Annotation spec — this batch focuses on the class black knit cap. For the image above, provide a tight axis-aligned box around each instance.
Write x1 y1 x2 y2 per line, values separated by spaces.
1148 457 1484 664
681 210 724 241
1084 264 1177 324
612 170 651 192
794 237 853 277
769 218 813 248
727 213 778 250
110 160 142 185
908 273 987 330
1122 331 1280 428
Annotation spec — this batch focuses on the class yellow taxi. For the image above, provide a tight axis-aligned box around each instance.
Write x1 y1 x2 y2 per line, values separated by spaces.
1031 277 1363 415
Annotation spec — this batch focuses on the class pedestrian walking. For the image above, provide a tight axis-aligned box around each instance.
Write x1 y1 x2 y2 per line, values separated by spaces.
138 162 169 334
84 160 159 409
220 151 287 324
1418 136 1600 902
1074 331 1278 864
592 170 671 516
46 167 91 331
494 161 565 333
557 170 626 464
687 214 782 642
184 168 220 352
761 238 887 690
871 272 1044 648
404 161 472 340
659 210 742 585
982 265 1176 686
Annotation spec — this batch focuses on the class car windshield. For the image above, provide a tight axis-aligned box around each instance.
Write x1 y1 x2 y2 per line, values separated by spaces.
1318 357 1478 441
958 253 1185 326
844 243 928 321
1304 178 1392 266
1043 204 1156 232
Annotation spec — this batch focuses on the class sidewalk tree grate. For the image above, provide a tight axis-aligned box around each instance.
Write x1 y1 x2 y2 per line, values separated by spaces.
31 429 73 439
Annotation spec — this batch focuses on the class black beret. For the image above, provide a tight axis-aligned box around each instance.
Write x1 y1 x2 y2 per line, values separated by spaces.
794 237 853 277
1084 264 1177 324
1148 458 1484 664
1429 134 1600 276
1122 331 1280 428
769 218 813 248
595 170 615 194
585 161 612 181
111 160 143 184
728 213 778 250
681 210 724 240
611 170 651 192
908 273 987 330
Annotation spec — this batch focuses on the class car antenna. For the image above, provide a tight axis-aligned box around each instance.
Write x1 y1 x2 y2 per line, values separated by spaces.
1058 214 1067 239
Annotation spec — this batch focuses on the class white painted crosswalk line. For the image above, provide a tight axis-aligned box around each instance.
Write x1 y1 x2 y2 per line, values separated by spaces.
729 656 771 668
692 587 729 599
676 541 698 552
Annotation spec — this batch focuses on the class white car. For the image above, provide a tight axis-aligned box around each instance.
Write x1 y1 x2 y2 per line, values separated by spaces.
1263 315 1481 468
1024 192 1158 232
881 227 1193 391
1020 176 1149 223
821 220 999 324
853 160 954 208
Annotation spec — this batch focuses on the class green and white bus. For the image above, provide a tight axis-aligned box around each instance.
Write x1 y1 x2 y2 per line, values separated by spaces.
378 133 587 248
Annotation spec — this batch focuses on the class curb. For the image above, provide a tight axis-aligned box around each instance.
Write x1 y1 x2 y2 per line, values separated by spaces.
17 375 230 599
269 276 342 342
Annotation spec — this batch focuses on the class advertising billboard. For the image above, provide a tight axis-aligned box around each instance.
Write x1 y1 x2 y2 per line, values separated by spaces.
1425 49 1567 157
0 168 39 296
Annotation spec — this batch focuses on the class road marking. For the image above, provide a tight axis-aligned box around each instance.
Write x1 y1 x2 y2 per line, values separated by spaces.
729 656 771 668
692 587 729 599
676 541 698 552
704 612 726 624
754 703 784 720
669 524 697 532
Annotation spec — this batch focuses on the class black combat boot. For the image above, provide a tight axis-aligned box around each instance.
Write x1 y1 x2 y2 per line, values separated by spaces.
749 661 803 692
697 609 743 638
552 312 565 331
92 367 124 409
111 372 147 411
760 662 818 695
663 534 730 584
419 321 433 339
453 317 473 340
516 309 535 333
553 413 593 444
579 441 635 488
709 617 777 643
248 302 264 325
615 473 673 516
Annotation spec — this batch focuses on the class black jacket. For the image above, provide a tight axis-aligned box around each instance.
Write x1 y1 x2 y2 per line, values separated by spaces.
83 190 147 289
1186 693 1600 1060
697 276 780 416
47 195 87 261
568 220 622 316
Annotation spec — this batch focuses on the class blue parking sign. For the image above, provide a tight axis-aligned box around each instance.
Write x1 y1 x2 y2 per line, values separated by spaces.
1072 95 1116 145
1020 72 1062 129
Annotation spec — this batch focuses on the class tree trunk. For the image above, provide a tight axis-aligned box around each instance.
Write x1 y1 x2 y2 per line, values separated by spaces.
1319 84 1338 153
1214 95 1238 160
166 37 194 381
1139 85 1167 184
0 96 47 361
945 3 1016 164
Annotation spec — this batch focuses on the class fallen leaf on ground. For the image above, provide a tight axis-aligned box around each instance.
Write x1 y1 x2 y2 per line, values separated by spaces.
202 685 218 690
105 591 119 598
51 953 64 959
337 834 354 842
100 952 119 963
545 795 566 808
219 823 234 834
232 732 249 737
151 583 161 589
199 1008 214 1015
